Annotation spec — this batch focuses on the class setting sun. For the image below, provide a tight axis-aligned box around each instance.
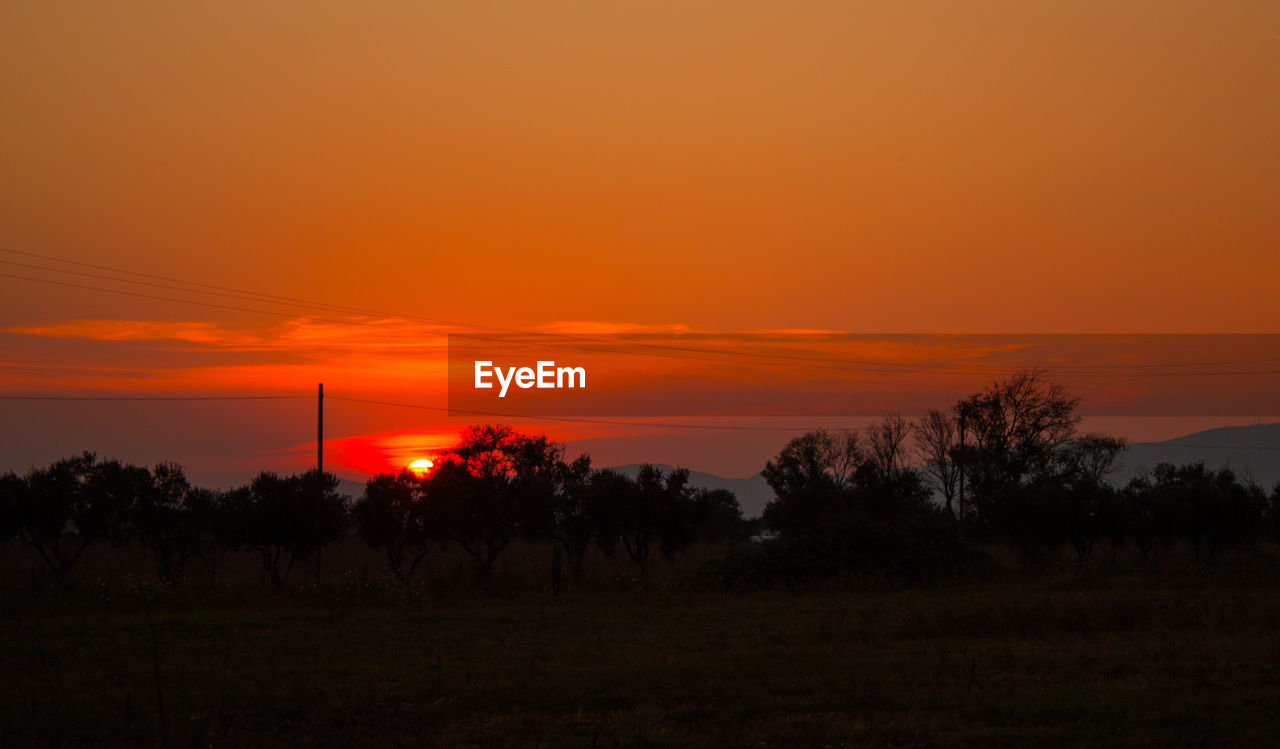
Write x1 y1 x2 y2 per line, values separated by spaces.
408 458 433 475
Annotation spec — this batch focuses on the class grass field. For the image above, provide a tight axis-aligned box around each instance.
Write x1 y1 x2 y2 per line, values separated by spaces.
4 572 1280 747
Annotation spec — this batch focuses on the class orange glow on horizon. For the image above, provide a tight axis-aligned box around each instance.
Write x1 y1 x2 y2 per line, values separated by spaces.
311 430 456 478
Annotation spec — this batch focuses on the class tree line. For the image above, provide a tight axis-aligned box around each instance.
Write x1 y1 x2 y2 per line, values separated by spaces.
3 371 1280 589
744 370 1280 587
353 425 745 589
0 425 747 588
0 455 350 586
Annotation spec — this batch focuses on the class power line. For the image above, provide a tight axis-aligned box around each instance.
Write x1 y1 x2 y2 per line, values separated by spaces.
1133 442 1280 451
0 258 1005 373
0 394 309 401
0 255 1003 372
326 395 869 432
4 246 1280 377
6 263 1277 377
0 388 867 432
0 246 480 329
5 266 1280 380
0 258 450 324
2 389 1276 447
0 271 364 326
332 395 1280 444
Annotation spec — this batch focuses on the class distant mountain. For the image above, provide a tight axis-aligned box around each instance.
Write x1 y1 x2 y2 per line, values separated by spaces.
337 477 367 499
608 463 772 519
1117 423 1280 490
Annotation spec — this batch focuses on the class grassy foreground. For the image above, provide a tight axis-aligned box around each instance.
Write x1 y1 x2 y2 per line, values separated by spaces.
3 578 1280 747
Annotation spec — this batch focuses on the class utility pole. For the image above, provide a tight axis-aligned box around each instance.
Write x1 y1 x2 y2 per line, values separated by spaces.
957 405 965 520
317 382 324 474
315 382 325 585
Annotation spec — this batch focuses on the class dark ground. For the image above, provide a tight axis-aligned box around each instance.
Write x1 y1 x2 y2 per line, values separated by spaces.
3 542 1280 747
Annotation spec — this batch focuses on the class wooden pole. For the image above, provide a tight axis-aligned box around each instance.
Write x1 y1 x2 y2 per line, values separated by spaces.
316 382 325 585
317 382 324 474
957 405 965 520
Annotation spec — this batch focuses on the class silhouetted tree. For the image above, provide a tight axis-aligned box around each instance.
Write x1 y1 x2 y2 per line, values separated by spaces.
507 433 568 544
914 409 961 518
867 413 911 478
226 474 289 587
0 471 24 544
1056 435 1127 564
762 423 928 533
547 454 595 588
949 370 1136 562
299 469 352 583
430 426 563 582
228 470 349 587
184 487 227 587
1267 483 1280 546
85 456 150 545
129 462 213 582
762 429 861 532
615 465 696 576
1060 435 1128 485
586 468 634 560
689 488 746 543
1123 462 1265 564
955 369 1081 513
999 434 1128 564
745 432 966 587
8 453 141 584
354 471 440 580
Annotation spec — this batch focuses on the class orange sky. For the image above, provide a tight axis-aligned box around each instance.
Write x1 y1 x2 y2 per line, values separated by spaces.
2 2 1279 483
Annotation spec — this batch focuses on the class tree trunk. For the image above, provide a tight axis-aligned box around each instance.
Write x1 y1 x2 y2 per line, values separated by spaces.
568 542 587 584
550 544 563 595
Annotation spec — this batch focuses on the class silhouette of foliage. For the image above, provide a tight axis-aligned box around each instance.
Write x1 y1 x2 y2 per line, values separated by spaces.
129 461 215 581
914 409 962 518
5 452 140 583
954 369 1081 522
546 454 596 587
353 470 441 580
5 387 1277 596
689 488 747 543
224 470 349 587
427 426 561 581
761 429 861 533
753 422 966 586
1121 462 1266 563
0 471 21 543
619 464 698 573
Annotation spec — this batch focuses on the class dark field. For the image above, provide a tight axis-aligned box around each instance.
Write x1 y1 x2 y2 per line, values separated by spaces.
4 541 1280 748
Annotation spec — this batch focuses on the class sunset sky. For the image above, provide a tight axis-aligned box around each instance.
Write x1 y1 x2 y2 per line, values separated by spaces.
2 1 1278 485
